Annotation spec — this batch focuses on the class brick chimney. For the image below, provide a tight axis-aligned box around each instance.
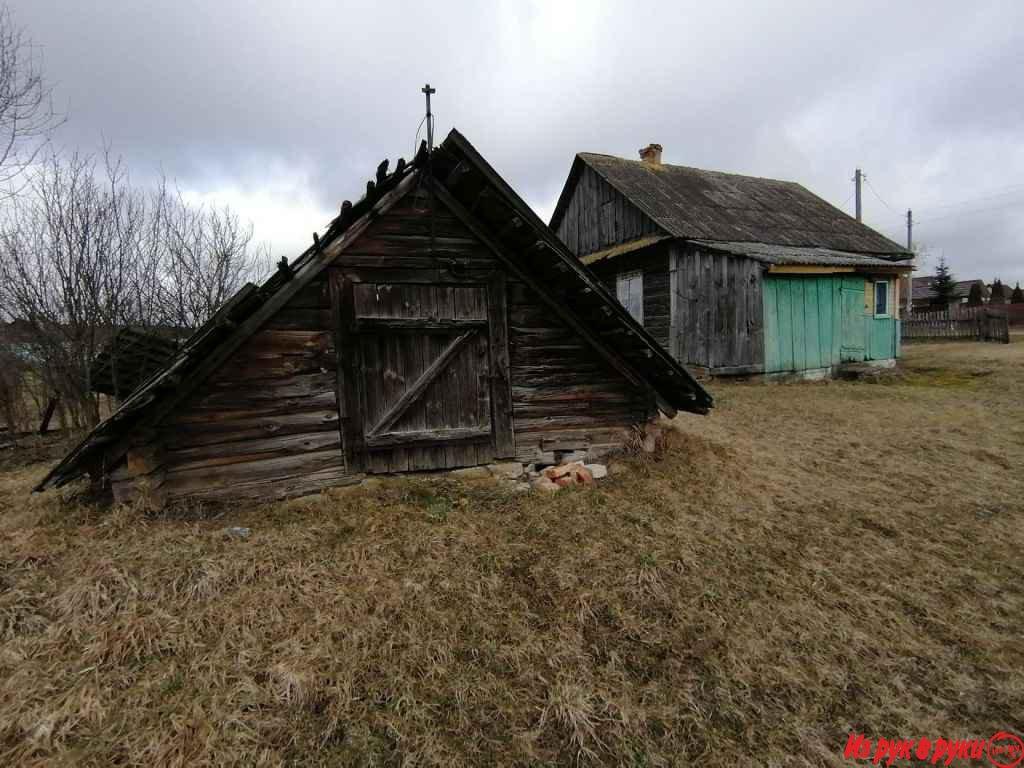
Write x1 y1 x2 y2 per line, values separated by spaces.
639 143 663 166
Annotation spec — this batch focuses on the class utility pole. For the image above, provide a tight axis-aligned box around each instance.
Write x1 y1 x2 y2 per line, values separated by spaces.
905 208 913 317
854 168 863 222
421 83 436 151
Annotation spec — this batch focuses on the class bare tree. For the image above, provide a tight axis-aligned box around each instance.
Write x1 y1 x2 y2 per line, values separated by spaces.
153 180 270 329
0 149 269 428
0 151 124 426
0 4 62 196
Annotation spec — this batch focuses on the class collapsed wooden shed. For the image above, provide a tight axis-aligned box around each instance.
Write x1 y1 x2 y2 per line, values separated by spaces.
37 130 711 505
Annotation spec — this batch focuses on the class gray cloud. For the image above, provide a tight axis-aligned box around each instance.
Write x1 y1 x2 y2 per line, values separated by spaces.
12 0 1024 284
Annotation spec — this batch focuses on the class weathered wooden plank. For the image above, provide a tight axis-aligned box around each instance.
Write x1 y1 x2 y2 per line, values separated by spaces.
160 451 352 499
171 390 338 424
335 274 365 472
355 318 487 332
163 467 362 504
160 411 340 449
365 426 491 449
514 413 647 433
487 271 515 458
288 278 331 309
165 430 342 472
368 330 477 437
511 384 633 403
263 307 332 330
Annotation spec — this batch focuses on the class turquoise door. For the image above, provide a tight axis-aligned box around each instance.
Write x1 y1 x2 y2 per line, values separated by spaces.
839 278 866 362
763 275 840 373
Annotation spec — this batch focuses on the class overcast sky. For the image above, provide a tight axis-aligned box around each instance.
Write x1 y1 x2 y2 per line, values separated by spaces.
12 0 1024 285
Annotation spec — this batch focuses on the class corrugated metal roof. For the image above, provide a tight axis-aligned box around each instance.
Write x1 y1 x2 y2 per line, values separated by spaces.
690 240 912 268
558 153 910 257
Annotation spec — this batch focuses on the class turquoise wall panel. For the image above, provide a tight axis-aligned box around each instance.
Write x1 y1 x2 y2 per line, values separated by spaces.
764 275 897 373
792 279 807 370
839 279 866 362
804 279 822 370
866 317 897 360
776 279 794 372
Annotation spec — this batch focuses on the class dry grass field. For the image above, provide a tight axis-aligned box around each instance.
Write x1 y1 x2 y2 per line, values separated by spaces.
1 338 1022 766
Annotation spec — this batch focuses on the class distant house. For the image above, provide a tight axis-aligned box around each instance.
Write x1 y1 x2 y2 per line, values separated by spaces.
907 277 988 310
550 144 913 376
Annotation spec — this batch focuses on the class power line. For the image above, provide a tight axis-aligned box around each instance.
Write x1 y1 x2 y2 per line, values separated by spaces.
914 198 1024 224
857 176 1024 223
916 183 1024 213
864 177 899 216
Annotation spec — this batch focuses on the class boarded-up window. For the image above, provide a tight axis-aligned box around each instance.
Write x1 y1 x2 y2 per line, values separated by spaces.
616 271 644 324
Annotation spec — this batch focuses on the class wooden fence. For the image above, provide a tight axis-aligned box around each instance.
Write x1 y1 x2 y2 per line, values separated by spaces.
902 306 1010 343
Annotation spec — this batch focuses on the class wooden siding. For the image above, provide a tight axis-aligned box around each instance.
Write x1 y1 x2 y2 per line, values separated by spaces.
112 185 655 503
673 245 765 372
588 244 672 353
112 274 347 504
763 274 900 374
554 164 663 257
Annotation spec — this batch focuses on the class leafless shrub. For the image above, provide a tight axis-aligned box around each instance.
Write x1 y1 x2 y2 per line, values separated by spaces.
0 150 270 427
0 5 62 197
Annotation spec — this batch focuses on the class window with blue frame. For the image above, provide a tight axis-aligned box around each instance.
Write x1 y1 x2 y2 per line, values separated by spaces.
874 280 889 317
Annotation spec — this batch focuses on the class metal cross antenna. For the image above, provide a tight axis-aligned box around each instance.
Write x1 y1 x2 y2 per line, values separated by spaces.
422 83 436 151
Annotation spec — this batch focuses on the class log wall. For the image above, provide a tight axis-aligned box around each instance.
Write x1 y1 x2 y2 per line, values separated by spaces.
554 164 663 256
111 274 347 504
112 186 654 504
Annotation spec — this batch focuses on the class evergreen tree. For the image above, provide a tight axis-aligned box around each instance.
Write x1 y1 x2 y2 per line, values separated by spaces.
1011 282 1024 304
967 282 984 306
990 279 1007 304
931 256 957 308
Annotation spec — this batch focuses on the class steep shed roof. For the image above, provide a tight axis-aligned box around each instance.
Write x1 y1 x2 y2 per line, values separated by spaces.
551 153 911 257
38 131 711 491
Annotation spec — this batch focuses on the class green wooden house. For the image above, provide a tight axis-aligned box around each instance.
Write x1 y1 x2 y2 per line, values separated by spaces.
550 143 913 377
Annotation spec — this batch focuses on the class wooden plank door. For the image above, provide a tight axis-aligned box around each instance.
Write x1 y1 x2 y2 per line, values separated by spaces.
839 277 867 362
331 273 514 473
